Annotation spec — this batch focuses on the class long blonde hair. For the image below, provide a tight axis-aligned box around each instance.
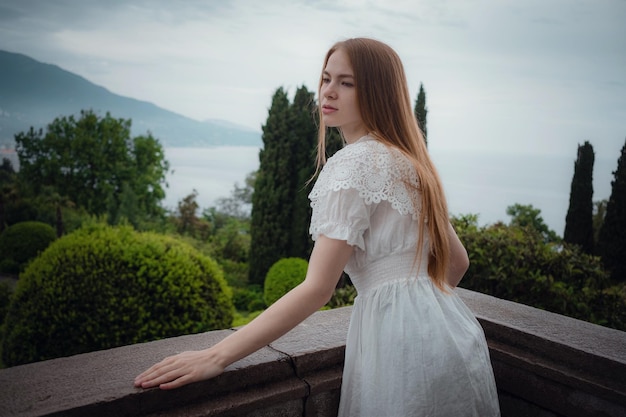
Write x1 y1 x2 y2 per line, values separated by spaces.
315 38 451 290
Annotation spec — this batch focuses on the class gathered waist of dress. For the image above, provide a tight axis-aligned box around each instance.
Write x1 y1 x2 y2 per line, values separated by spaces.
348 251 431 295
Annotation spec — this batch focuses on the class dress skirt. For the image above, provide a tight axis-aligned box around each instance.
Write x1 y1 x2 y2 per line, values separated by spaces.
337 276 501 417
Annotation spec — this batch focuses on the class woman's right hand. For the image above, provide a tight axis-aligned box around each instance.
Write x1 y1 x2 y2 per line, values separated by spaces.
134 237 352 391
134 349 225 390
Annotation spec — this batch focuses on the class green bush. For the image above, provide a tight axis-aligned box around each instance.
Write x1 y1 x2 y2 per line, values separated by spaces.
453 216 626 330
232 285 264 311
264 258 308 306
327 285 357 308
0 282 12 324
232 310 263 327
0 221 56 274
247 298 266 312
219 259 250 288
1 224 234 366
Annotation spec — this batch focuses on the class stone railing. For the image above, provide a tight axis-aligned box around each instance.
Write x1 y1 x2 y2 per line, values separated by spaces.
1 289 625 417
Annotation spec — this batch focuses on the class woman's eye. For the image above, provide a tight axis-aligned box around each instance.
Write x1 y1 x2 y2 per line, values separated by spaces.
322 77 331 84
342 82 354 87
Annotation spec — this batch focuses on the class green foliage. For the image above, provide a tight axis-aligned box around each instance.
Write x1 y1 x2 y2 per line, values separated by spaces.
327 285 357 308
592 199 607 245
263 257 308 306
453 215 625 330
595 283 626 328
0 221 56 274
214 171 256 220
173 191 252 291
1 223 234 366
324 125 345 158
506 203 560 243
232 285 265 311
15 110 169 225
0 158 18 233
249 86 318 286
218 258 250 288
288 86 318 262
0 281 11 368
564 141 595 253
211 218 251 263
249 88 291 286
173 190 211 239
247 298 266 312
232 310 263 327
597 138 626 282
414 83 428 146
0 281 12 324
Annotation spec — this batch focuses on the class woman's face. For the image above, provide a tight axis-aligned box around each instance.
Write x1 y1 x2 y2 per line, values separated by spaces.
320 49 368 143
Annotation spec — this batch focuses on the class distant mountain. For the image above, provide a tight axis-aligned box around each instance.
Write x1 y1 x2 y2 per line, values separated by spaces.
0 50 262 147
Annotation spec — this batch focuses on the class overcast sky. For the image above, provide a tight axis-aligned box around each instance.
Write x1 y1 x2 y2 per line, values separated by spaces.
1 0 624 159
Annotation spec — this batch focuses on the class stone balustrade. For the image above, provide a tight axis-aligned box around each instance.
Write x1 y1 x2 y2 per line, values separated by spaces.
1 288 625 417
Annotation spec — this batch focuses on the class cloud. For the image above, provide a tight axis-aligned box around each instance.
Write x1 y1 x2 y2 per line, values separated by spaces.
0 0 624 158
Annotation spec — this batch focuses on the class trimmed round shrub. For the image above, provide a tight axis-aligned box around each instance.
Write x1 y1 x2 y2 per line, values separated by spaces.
0 221 56 274
1 224 234 366
264 257 308 306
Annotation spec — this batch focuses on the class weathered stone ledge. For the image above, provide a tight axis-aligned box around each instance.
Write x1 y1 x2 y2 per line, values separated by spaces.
1 289 625 417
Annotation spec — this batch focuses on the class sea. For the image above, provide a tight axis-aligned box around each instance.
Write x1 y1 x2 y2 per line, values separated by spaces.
163 146 616 236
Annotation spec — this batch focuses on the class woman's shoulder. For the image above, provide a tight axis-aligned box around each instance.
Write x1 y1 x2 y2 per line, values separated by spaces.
311 135 419 209
327 135 390 167
328 135 415 179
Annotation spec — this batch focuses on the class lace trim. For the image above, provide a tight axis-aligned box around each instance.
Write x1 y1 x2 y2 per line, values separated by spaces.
309 137 421 218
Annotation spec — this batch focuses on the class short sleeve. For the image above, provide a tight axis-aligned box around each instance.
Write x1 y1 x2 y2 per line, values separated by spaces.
308 138 421 251
309 181 372 251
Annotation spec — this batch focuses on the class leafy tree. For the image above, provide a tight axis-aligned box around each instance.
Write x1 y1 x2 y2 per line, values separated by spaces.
597 138 626 282
563 141 595 253
249 87 319 285
32 185 75 237
175 190 200 235
414 83 428 147
592 199 607 245
249 86 346 287
214 171 256 220
249 87 293 285
288 86 317 260
15 110 169 224
324 125 345 159
506 203 559 243
0 158 18 232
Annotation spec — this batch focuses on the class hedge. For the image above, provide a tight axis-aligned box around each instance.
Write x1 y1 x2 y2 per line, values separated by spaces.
1 224 234 366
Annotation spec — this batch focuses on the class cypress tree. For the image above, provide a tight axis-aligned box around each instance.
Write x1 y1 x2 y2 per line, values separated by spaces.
414 83 428 147
597 138 626 282
564 141 595 253
288 86 317 260
325 127 344 158
249 88 293 286
249 86 351 287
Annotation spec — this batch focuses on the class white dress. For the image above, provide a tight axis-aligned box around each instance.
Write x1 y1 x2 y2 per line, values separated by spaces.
309 135 501 417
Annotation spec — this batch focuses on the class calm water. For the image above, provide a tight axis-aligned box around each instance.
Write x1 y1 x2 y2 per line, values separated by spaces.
164 146 615 236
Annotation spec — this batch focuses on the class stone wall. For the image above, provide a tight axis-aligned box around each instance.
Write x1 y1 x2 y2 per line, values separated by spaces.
1 289 624 416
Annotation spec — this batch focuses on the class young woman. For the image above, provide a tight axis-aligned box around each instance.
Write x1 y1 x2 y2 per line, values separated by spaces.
135 37 501 417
